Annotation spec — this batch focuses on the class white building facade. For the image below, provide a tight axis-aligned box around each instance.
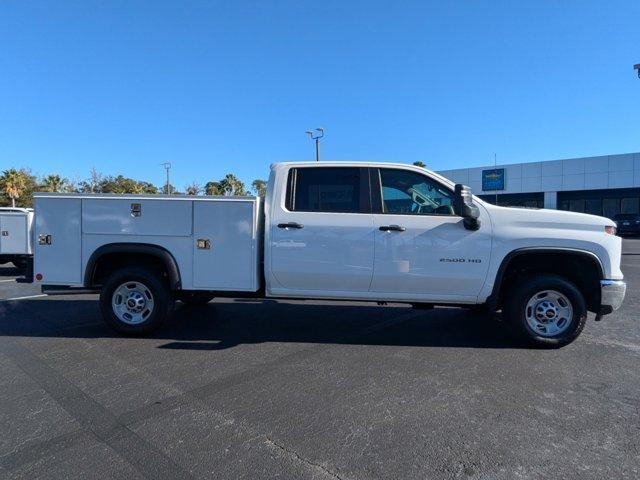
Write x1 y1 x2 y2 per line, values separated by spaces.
437 152 640 218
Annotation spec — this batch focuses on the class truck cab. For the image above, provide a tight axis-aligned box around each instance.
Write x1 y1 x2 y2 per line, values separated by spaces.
30 161 626 348
265 163 492 303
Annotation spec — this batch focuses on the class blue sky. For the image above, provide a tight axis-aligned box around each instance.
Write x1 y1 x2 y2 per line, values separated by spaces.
1 1 639 190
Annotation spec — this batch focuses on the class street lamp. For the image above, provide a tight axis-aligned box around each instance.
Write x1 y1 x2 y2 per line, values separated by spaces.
306 127 324 162
160 162 171 194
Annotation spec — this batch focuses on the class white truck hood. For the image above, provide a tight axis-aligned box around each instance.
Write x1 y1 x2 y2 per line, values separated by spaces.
484 204 614 231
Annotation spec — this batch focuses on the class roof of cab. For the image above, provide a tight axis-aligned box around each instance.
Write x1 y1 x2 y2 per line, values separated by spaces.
269 161 456 187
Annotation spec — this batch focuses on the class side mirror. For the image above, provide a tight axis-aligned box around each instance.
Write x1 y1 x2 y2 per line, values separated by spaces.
453 184 481 231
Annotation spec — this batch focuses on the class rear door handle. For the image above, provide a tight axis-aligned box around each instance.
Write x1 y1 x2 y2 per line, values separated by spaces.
379 225 406 232
278 222 304 229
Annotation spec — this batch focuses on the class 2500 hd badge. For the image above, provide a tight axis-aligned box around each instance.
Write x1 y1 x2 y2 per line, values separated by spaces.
439 258 482 263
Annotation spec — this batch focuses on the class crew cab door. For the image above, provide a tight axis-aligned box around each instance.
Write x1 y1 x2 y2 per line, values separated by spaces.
269 166 375 294
369 167 491 301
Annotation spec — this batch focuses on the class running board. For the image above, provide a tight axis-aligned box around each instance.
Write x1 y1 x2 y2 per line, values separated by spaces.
42 285 99 295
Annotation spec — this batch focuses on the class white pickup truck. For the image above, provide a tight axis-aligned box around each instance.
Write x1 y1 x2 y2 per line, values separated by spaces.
26 162 626 347
0 207 34 270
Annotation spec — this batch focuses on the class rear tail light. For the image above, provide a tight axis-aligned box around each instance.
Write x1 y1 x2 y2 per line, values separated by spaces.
605 226 616 235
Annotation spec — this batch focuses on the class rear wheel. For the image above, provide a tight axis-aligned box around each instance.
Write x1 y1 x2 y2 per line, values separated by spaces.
100 267 173 335
504 274 587 348
177 291 215 305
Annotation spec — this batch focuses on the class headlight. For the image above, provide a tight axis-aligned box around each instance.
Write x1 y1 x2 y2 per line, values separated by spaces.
605 226 617 235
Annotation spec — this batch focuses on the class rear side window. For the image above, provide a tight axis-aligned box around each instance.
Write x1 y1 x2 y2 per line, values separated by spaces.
286 167 367 213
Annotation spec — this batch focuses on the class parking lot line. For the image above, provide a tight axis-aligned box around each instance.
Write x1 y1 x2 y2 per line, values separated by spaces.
1 294 48 302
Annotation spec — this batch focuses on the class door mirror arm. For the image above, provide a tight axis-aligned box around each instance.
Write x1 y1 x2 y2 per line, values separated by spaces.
453 184 481 231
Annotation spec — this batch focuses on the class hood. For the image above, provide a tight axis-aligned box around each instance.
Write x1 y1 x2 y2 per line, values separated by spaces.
482 203 614 232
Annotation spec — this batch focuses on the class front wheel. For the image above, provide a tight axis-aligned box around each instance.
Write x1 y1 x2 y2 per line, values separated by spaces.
504 274 587 348
100 268 174 336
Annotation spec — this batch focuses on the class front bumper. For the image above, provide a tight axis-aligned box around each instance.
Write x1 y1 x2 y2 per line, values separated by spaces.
599 279 626 315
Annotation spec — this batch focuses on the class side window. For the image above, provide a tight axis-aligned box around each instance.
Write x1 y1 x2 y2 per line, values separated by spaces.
378 169 454 215
286 167 365 213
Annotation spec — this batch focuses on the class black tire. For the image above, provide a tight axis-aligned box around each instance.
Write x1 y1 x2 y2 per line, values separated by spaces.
100 267 174 336
504 274 587 348
177 291 215 305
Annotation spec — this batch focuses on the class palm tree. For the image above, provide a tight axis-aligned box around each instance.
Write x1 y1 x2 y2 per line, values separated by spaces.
0 169 28 207
41 174 68 193
204 181 222 195
251 179 267 197
219 174 246 196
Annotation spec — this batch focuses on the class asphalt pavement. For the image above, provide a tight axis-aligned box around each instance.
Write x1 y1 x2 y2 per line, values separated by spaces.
0 240 639 479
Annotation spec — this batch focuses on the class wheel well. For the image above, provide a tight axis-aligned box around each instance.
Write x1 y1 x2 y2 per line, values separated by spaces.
90 253 167 287
85 244 181 289
495 251 602 312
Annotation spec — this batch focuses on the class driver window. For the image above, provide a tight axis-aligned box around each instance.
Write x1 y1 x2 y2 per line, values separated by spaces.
379 168 454 215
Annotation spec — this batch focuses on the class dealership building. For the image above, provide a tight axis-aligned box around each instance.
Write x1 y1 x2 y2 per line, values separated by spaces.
437 152 640 218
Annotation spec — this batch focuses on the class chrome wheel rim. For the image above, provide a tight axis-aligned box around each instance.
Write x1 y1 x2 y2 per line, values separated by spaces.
112 281 154 325
525 290 573 337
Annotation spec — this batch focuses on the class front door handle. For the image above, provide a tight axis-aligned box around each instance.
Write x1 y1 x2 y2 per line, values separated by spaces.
379 224 406 232
278 222 304 229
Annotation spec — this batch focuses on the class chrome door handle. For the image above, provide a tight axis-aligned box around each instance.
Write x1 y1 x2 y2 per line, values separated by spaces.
278 222 304 229
379 225 406 232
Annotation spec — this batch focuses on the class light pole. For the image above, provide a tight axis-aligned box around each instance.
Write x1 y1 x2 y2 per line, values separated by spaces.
160 162 171 194
305 128 324 162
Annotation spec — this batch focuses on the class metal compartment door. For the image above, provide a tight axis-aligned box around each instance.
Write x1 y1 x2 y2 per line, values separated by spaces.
0 215 28 254
192 200 258 291
34 198 82 285
83 199 192 236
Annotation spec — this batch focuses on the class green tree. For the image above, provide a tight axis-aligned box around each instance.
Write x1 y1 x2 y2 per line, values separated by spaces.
204 181 222 195
40 174 69 193
19 170 39 207
0 169 31 207
251 179 267 197
161 183 176 194
138 181 159 194
100 175 159 194
413 161 426 168
219 173 246 196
